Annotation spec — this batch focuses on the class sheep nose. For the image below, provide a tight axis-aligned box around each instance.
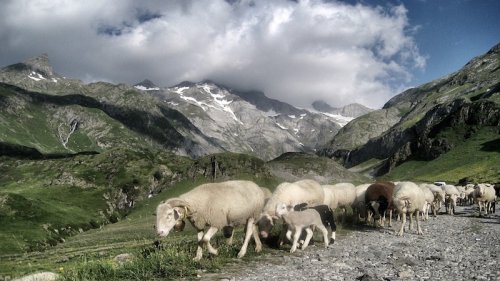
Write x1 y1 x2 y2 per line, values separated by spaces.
260 231 268 238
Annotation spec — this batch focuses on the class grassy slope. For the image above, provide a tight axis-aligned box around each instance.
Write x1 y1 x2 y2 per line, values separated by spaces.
0 149 192 257
384 127 500 183
1 174 357 280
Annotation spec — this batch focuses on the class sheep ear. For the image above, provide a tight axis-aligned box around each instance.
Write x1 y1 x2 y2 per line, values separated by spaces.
166 198 191 209
173 208 180 220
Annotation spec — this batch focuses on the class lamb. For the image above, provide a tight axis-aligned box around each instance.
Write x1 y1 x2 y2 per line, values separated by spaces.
156 180 265 260
275 203 329 253
257 179 324 239
364 182 395 227
442 185 460 215
292 203 337 244
392 181 426 236
473 183 496 215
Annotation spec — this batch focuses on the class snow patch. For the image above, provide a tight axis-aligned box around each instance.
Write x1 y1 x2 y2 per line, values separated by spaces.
321 112 354 127
198 83 243 125
276 123 288 130
135 85 160 91
265 110 280 117
288 115 296 119
293 128 299 134
28 71 46 81
167 101 179 106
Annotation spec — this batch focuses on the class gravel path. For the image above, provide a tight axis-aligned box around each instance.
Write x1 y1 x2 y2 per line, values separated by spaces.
205 205 499 281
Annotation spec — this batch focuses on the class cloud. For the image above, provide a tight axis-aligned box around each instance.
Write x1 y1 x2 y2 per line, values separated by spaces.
0 0 425 108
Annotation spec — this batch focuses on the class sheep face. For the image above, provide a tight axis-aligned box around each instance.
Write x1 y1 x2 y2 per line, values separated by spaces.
275 203 293 217
156 203 184 237
474 184 486 197
257 214 274 238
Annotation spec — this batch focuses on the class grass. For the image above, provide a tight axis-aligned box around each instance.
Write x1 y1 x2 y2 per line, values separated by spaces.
385 126 500 183
0 169 359 280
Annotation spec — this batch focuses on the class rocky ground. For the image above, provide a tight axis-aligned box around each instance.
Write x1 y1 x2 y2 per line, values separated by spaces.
204 205 499 281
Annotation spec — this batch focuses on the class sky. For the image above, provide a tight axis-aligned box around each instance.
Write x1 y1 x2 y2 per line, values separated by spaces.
0 0 498 109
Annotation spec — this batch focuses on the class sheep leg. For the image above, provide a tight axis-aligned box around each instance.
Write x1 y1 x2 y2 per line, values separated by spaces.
226 228 234 245
397 212 406 236
290 226 302 253
388 209 392 227
416 211 423 235
237 218 255 258
301 227 313 250
194 231 205 261
252 223 263 253
203 227 219 256
318 225 329 248
409 213 414 231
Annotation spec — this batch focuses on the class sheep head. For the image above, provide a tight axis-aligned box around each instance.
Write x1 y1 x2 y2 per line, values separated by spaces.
275 203 290 217
257 213 277 239
156 198 190 237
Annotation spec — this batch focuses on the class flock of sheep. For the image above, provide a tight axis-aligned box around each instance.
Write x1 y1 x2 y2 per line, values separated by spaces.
155 179 499 261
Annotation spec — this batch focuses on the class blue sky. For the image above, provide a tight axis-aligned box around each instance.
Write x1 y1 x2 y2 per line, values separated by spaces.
350 0 500 86
0 0 498 108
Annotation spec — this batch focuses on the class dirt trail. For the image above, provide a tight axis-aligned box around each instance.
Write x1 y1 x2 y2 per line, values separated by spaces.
204 205 500 281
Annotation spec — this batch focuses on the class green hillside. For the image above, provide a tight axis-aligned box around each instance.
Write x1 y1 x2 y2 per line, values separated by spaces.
384 126 500 183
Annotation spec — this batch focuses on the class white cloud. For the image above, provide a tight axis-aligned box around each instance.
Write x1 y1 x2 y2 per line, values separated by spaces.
0 0 425 109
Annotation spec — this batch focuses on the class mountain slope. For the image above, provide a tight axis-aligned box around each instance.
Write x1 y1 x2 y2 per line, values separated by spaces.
320 43 500 180
145 81 344 160
0 56 223 157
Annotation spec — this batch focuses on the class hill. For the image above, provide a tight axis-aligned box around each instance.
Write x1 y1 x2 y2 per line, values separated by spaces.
320 43 500 182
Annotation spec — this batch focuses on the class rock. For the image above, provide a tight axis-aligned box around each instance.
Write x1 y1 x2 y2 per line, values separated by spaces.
12 272 59 281
398 269 414 278
114 253 134 264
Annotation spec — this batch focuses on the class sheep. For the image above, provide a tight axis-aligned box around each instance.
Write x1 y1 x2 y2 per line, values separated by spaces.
424 183 446 214
473 183 496 215
156 180 265 260
364 182 395 227
322 183 356 223
392 181 426 236
442 185 460 215
257 179 324 240
223 186 273 245
353 183 371 223
292 203 337 244
418 184 435 220
275 203 329 253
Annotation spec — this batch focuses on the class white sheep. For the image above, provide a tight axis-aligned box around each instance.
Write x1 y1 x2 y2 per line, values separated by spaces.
258 179 324 239
224 185 273 245
275 203 329 253
473 183 496 215
322 183 356 223
424 183 446 214
418 184 435 220
442 185 460 215
353 183 371 222
392 181 426 236
322 182 356 209
156 180 265 260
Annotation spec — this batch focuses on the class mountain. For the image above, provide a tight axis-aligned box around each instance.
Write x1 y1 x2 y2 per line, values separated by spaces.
0 55 349 161
312 100 373 118
140 81 344 160
134 79 160 91
0 55 220 158
319 43 500 180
